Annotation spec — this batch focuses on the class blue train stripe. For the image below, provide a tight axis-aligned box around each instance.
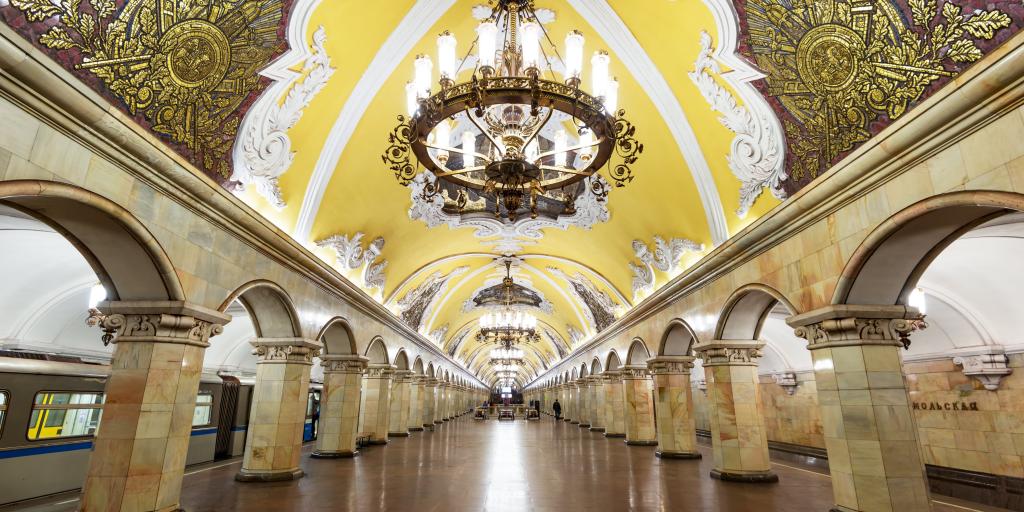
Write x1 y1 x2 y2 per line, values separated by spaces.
190 427 218 437
231 425 248 432
0 441 93 459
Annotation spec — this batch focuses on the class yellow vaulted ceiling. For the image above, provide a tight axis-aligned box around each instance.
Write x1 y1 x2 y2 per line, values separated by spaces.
238 0 783 386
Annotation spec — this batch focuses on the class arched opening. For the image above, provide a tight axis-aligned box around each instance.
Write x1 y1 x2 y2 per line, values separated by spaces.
412 357 425 375
625 338 651 366
590 357 603 375
605 350 622 372
579 363 588 378
659 320 698 356
317 318 358 356
393 349 410 371
219 280 301 339
365 336 390 365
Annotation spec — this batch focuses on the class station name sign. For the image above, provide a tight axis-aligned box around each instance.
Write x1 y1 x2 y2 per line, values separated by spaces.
912 401 978 411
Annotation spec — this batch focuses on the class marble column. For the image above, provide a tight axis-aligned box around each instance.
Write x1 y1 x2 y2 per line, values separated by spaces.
433 382 445 424
407 375 424 431
621 365 657 446
237 338 322 482
360 364 395 445
648 356 701 459
695 340 777 483
81 301 228 512
589 376 605 432
790 305 930 512
312 355 367 458
577 379 591 428
603 371 626 437
422 378 437 428
563 384 573 422
387 370 413 437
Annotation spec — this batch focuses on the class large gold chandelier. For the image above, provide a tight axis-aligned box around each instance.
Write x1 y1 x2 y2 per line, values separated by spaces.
383 0 643 221
476 261 541 347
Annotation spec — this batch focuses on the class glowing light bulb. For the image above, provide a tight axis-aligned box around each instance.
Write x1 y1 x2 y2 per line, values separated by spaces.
414 54 433 98
462 131 476 167
564 30 585 80
434 121 451 164
477 20 498 69
554 129 567 167
604 77 619 114
437 31 457 81
909 287 927 315
591 50 609 97
405 81 419 117
521 21 541 69
579 130 594 162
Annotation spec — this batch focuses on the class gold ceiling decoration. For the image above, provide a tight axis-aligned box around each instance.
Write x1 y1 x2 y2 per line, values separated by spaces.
8 0 284 178
747 0 1010 181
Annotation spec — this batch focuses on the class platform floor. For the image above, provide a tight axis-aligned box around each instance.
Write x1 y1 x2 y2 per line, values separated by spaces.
3 416 1009 511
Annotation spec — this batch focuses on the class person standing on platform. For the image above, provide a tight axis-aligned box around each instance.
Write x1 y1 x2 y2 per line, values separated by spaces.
552 399 562 420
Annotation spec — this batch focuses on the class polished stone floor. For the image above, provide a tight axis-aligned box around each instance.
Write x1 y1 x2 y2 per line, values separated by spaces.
4 416 1009 512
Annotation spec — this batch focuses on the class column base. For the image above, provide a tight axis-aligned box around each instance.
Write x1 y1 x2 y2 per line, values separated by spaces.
235 468 305 482
710 469 779 483
563 418 572 422
442 418 450 422
625 439 659 446
311 449 359 459
409 426 424 431
589 427 606 432
604 432 625 438
578 423 591 428
367 439 388 445
387 432 410 437
570 420 580 424
434 420 444 424
656 450 702 459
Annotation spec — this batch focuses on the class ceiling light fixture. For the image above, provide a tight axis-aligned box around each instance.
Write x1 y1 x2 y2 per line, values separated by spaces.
477 260 541 348
383 0 643 221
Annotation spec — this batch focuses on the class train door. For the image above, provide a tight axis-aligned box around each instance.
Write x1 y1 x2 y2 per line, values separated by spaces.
214 376 240 459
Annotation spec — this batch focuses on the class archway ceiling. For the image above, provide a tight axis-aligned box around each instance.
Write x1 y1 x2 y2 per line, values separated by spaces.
235 0 783 382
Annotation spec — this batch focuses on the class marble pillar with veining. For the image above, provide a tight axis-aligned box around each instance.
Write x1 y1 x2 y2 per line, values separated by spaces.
603 371 626 437
387 370 412 437
238 338 322 481
790 305 931 512
422 378 437 428
621 365 657 446
589 377 605 432
648 356 701 459
81 302 228 512
576 380 591 427
407 375 424 431
360 364 395 444
695 340 777 483
433 383 445 424
313 355 367 458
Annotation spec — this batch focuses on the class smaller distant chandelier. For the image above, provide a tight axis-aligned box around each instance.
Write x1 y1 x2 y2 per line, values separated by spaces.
383 0 643 221
477 261 541 346
490 347 525 366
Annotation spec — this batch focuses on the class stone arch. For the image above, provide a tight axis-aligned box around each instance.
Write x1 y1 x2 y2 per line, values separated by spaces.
715 283 797 340
579 362 589 378
626 337 651 365
0 180 184 301
570 367 578 380
426 361 435 379
605 350 622 371
590 357 603 375
365 336 390 364
316 317 358 355
412 356 425 375
220 280 301 338
659 319 698 356
393 349 410 370
443 369 450 382
834 191 1024 306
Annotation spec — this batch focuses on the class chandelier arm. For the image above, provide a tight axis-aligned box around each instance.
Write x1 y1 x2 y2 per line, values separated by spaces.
422 141 491 161
520 107 553 157
465 108 505 157
531 6 566 72
536 165 592 176
534 137 604 161
436 165 488 177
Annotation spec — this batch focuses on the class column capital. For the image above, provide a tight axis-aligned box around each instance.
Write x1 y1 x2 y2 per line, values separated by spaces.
693 340 764 366
391 369 414 382
787 304 925 350
602 370 623 382
320 354 368 373
620 365 650 379
646 355 696 374
94 300 230 348
365 363 397 378
424 378 439 387
407 374 426 384
250 338 323 365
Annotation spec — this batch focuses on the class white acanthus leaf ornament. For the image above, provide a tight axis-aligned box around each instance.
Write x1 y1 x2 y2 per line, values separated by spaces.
688 31 786 218
233 26 335 209
316 232 387 294
630 236 703 300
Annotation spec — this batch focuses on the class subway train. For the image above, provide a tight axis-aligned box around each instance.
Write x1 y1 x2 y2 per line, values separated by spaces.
0 355 322 506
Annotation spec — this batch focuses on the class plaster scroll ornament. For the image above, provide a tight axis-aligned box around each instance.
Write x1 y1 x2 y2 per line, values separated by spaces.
316 232 388 293
408 172 610 253
233 26 335 208
428 324 450 346
547 267 619 333
630 236 704 299
954 348 1012 391
393 266 469 331
689 31 786 218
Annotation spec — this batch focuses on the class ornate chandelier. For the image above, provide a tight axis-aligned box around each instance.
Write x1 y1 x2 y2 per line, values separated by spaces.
490 347 525 366
477 261 541 346
383 0 643 221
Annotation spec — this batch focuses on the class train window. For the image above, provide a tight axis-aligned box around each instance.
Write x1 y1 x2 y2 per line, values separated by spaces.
192 393 213 427
28 392 104 440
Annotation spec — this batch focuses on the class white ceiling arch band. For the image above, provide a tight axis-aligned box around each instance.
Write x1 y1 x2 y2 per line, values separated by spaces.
293 0 456 243
566 0 729 245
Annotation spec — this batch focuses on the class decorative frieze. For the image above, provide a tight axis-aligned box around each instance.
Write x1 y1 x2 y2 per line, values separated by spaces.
365 364 397 378
954 348 1012 391
772 371 798 395
788 305 927 350
251 338 323 365
90 301 229 348
646 356 696 375
620 365 650 379
321 355 369 374
630 236 703 300
693 340 764 366
316 232 388 293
